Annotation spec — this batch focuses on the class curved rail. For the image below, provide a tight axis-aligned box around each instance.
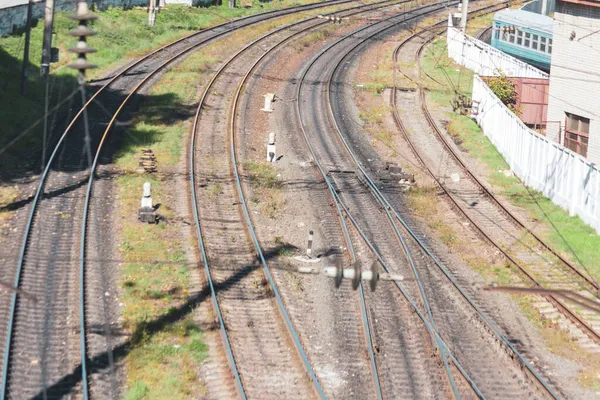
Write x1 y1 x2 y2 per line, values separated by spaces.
415 35 600 295
0 0 374 397
475 25 492 41
189 0 411 397
390 21 600 345
421 27 600 341
224 2 420 393
309 1 559 398
294 2 490 397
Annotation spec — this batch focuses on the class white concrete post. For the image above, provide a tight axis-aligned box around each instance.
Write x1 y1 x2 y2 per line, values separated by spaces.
306 230 313 258
141 182 152 209
261 93 275 112
266 132 276 162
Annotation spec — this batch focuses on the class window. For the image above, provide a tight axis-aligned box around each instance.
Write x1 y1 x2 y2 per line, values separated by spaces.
540 43 546 52
501 30 508 41
531 34 539 51
509 33 515 43
548 38 552 53
565 113 590 157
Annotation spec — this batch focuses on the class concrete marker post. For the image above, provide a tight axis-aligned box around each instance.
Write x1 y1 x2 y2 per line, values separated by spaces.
261 93 275 112
306 230 313 258
266 132 276 162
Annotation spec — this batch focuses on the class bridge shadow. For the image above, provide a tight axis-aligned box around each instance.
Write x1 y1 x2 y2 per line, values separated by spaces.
29 243 293 398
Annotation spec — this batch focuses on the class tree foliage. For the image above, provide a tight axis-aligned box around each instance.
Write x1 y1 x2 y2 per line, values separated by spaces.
486 70 522 117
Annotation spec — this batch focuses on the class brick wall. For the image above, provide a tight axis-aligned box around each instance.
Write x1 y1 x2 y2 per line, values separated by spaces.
546 1 600 164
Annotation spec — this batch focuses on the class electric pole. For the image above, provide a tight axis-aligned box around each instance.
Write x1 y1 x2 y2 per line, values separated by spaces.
148 0 156 26
40 0 56 78
460 0 468 32
20 0 33 95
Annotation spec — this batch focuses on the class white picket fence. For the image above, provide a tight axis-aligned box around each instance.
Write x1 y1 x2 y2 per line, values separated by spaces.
447 26 549 79
472 75 600 233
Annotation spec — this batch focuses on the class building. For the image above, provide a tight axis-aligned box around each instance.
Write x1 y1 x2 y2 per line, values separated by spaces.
546 0 600 163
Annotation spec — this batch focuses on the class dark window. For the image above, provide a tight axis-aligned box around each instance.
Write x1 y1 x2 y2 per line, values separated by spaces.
540 43 546 52
516 30 523 45
565 113 590 157
509 34 515 43
525 39 530 47
540 37 547 44
532 41 538 50
533 34 539 41
525 32 531 39
548 44 552 53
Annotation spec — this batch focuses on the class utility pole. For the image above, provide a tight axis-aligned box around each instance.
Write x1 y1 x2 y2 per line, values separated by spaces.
541 0 548 15
460 0 468 32
148 0 156 26
40 0 56 78
20 0 33 95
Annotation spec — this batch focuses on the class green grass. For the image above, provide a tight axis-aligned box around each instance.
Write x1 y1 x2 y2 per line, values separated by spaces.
0 0 321 173
423 39 600 282
118 173 209 399
243 160 284 218
113 27 221 397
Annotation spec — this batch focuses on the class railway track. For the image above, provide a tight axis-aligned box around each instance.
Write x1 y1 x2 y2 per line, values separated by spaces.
190 1 422 397
389 19 600 349
0 0 399 397
294 0 560 398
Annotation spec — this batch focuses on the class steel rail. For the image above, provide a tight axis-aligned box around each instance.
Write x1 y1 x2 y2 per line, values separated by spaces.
294 2 490 397
429 25 600 296
0 0 373 397
475 25 492 41
367 12 563 398
407 23 600 345
189 0 408 396
226 2 419 394
79 1 406 398
324 1 510 389
319 2 560 398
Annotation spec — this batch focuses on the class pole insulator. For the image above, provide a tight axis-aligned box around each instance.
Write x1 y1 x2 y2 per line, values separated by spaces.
67 1 97 81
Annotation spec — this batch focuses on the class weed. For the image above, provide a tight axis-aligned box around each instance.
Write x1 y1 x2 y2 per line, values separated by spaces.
206 183 223 200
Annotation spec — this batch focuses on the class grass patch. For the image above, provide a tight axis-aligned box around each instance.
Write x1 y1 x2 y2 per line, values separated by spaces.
243 160 284 218
423 39 600 282
118 173 208 399
0 0 327 174
293 24 337 50
407 184 515 285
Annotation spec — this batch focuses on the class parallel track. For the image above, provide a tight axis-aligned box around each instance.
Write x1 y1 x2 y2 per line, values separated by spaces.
298 1 559 398
0 1 385 397
390 20 600 346
190 0 418 396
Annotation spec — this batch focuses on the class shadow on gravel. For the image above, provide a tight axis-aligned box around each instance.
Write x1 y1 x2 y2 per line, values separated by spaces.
30 244 290 398
0 47 194 207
